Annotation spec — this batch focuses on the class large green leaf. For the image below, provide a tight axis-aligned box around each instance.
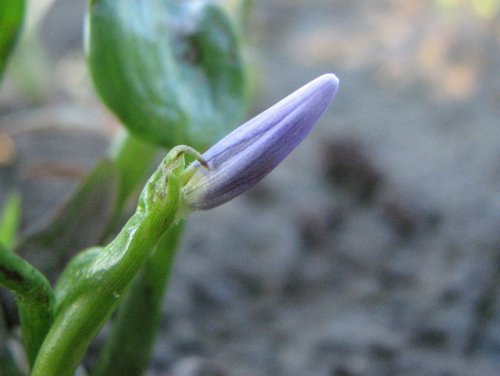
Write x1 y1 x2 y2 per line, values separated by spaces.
0 0 25 79
86 0 248 149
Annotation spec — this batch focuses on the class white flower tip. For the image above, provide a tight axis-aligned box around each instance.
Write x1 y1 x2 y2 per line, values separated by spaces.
315 73 340 97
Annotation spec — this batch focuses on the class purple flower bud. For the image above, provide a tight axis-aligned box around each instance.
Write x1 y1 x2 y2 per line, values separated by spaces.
182 73 339 210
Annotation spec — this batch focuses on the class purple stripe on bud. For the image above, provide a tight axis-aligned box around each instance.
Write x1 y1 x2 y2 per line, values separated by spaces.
182 73 339 210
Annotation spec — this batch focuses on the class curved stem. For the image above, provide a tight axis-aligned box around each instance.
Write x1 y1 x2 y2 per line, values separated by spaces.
0 242 54 367
31 160 181 376
93 221 185 376
110 131 158 213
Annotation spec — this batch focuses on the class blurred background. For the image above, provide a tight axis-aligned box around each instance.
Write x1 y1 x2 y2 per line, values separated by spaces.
1 0 500 375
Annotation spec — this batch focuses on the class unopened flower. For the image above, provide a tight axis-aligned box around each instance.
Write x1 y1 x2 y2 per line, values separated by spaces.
181 74 339 210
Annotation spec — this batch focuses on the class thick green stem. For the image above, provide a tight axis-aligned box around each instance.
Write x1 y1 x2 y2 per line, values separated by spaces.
93 221 185 376
31 156 182 376
102 131 159 242
0 242 54 367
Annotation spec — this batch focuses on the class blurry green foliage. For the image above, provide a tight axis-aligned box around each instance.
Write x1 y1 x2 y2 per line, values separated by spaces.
436 0 500 19
15 160 119 279
0 242 54 367
87 0 248 149
0 0 25 79
0 192 21 249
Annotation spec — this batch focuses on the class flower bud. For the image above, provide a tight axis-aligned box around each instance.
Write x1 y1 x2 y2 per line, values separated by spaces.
182 74 339 210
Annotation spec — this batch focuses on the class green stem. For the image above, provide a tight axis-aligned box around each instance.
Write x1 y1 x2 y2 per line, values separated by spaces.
0 0 26 80
0 242 54 368
31 158 182 376
111 132 158 213
93 221 185 376
0 192 22 248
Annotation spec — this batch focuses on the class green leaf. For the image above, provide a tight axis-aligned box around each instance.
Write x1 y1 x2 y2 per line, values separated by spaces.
0 242 54 367
0 0 26 79
87 0 248 149
15 160 119 280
